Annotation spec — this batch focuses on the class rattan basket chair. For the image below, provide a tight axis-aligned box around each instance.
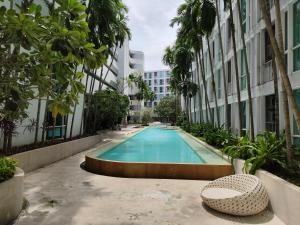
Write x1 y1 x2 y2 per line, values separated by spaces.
201 174 269 216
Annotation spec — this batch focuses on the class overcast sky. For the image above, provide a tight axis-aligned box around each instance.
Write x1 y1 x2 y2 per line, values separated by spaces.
123 0 182 71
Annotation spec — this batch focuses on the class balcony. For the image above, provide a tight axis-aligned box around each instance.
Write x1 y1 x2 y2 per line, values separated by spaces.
261 60 273 84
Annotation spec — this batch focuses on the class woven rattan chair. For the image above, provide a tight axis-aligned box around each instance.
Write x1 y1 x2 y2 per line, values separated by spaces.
201 174 269 216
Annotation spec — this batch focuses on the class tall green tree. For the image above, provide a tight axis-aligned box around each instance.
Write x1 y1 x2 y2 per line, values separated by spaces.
236 0 255 140
215 0 229 129
224 0 243 136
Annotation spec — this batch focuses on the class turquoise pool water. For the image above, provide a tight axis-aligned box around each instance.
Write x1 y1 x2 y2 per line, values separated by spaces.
98 128 205 163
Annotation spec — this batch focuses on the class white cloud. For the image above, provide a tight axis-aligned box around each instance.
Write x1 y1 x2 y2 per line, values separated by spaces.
123 0 182 71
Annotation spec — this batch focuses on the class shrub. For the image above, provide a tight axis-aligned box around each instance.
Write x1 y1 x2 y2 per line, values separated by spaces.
142 111 152 126
0 157 17 183
181 120 191 133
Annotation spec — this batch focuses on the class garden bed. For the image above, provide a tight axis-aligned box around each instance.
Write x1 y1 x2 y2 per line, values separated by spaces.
0 167 24 225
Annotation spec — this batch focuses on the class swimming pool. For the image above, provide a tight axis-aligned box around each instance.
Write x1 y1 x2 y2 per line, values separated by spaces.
85 127 233 180
99 128 205 163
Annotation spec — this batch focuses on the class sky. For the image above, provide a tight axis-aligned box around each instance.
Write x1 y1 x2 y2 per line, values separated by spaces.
123 0 183 71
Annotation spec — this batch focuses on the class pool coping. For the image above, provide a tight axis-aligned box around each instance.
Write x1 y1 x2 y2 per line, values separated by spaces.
85 127 233 180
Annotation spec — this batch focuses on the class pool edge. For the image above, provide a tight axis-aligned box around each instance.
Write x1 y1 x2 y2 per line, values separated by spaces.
85 127 233 180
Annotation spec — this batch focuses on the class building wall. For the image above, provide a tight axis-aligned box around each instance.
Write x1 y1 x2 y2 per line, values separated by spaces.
143 70 172 109
190 0 300 144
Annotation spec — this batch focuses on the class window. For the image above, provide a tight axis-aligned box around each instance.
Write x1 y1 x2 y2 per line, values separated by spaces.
241 101 247 135
154 79 157 85
46 113 67 139
154 72 157 77
160 79 164 85
149 73 152 79
148 80 152 86
293 0 300 71
240 49 247 90
160 87 163 93
144 73 147 79
293 89 300 146
227 104 231 129
217 69 222 98
154 102 158 106
227 60 231 83
285 11 288 70
154 87 157 92
241 0 247 33
166 86 170 92
166 78 170 84
265 29 273 63
265 95 276 132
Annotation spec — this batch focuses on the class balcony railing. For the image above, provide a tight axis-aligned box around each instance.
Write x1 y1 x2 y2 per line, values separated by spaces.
261 60 274 84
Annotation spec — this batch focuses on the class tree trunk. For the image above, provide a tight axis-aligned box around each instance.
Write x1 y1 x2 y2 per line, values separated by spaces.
229 0 243 136
274 0 293 164
84 69 97 134
64 115 68 141
100 48 117 90
199 49 213 123
215 0 229 130
34 98 42 145
206 36 220 127
271 54 280 138
52 116 57 142
195 53 203 123
42 96 49 143
236 0 255 140
258 0 300 133
69 104 77 140
80 72 90 136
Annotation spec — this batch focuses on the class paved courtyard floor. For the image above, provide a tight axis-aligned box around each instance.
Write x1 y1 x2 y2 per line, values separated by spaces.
13 131 285 225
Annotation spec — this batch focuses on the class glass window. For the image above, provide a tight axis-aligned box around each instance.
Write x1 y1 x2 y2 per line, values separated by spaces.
294 0 300 71
241 101 247 135
227 60 231 83
149 73 152 79
241 0 247 33
293 89 300 146
217 69 222 98
240 49 247 90
285 11 288 51
154 79 157 85
160 79 164 85
265 29 273 63
144 73 147 79
160 87 163 93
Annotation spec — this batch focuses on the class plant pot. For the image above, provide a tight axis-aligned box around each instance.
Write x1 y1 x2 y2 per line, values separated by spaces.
0 167 24 225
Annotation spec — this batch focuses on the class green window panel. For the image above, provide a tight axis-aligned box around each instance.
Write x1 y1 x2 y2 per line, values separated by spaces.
293 0 300 47
217 69 222 98
285 11 288 51
294 47 300 71
240 49 247 90
294 0 300 71
293 89 300 146
241 0 247 33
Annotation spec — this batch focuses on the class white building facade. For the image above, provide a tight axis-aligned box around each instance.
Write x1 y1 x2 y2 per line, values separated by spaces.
143 70 172 109
189 0 300 145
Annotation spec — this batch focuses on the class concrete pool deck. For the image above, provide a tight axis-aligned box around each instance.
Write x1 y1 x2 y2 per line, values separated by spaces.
13 129 285 225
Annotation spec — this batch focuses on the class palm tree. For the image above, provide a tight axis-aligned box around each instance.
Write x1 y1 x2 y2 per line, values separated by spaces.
258 0 300 133
273 0 293 164
225 0 243 136
236 0 255 140
215 0 228 129
171 0 215 124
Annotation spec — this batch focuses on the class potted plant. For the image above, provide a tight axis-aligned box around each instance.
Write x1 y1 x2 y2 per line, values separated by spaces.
0 157 24 225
